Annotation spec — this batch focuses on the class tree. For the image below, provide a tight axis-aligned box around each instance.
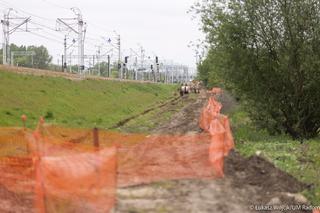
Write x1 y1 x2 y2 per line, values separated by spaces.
0 44 52 69
27 45 52 69
194 0 320 139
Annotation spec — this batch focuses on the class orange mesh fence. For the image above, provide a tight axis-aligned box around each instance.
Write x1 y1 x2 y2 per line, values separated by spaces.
200 89 235 178
0 87 235 212
117 134 214 187
0 127 31 157
0 127 35 212
0 155 35 212
26 125 118 213
34 147 117 213
0 156 33 193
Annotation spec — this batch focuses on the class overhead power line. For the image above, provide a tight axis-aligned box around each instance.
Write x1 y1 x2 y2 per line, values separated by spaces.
28 31 62 44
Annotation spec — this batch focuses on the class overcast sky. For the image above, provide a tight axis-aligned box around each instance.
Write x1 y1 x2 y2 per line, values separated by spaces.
0 0 203 69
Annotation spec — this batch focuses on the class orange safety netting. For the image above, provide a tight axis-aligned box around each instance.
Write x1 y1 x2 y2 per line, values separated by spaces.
199 89 234 178
28 124 117 213
34 147 117 213
0 87 235 212
117 134 213 187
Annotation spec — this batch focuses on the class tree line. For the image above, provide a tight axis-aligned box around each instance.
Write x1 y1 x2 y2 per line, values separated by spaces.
0 44 52 69
193 0 320 139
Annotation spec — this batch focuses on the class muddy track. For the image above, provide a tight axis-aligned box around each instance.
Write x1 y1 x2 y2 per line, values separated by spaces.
152 90 208 135
109 96 181 129
116 91 311 213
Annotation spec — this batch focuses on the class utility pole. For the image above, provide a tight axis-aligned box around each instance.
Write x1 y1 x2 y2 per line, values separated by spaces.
1 9 31 65
96 46 101 76
107 55 110 77
124 56 129 79
129 48 140 81
171 65 174 84
117 35 123 79
155 56 159 82
1 9 10 65
138 45 145 81
134 56 138 80
61 55 64 71
63 35 67 72
76 9 85 73
57 7 86 74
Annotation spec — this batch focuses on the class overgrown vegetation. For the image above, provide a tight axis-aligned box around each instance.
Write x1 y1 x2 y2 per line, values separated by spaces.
194 0 320 139
0 70 177 128
229 105 320 205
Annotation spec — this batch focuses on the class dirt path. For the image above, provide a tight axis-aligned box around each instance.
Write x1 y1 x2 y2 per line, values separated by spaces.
152 90 208 135
116 91 311 213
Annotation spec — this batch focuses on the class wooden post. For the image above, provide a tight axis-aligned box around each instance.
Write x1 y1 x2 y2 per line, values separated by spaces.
93 128 99 150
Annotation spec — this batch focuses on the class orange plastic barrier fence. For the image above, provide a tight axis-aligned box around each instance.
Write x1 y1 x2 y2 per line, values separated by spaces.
0 155 35 212
34 148 117 213
117 134 213 187
200 89 234 178
27 125 117 213
0 87 235 212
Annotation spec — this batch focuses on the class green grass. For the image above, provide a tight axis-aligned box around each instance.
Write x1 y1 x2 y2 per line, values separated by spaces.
229 105 320 205
120 94 197 133
0 70 178 129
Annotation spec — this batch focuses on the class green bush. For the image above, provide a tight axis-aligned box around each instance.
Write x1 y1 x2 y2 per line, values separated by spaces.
194 0 320 139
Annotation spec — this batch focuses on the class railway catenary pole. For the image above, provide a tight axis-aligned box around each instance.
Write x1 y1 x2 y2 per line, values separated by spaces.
155 56 159 82
75 8 85 74
171 65 174 84
138 44 145 81
1 9 30 65
1 9 10 65
57 8 86 75
63 35 67 72
114 33 121 79
96 46 101 76
134 56 138 80
107 55 111 77
129 48 140 81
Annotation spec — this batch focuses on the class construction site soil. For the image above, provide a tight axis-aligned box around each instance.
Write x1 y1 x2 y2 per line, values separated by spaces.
116 91 310 213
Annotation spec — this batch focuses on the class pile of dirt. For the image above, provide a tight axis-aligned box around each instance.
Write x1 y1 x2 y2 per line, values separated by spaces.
225 151 309 207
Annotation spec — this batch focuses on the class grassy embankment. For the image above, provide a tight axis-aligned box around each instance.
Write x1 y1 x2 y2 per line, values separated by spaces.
229 105 320 205
0 70 178 129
